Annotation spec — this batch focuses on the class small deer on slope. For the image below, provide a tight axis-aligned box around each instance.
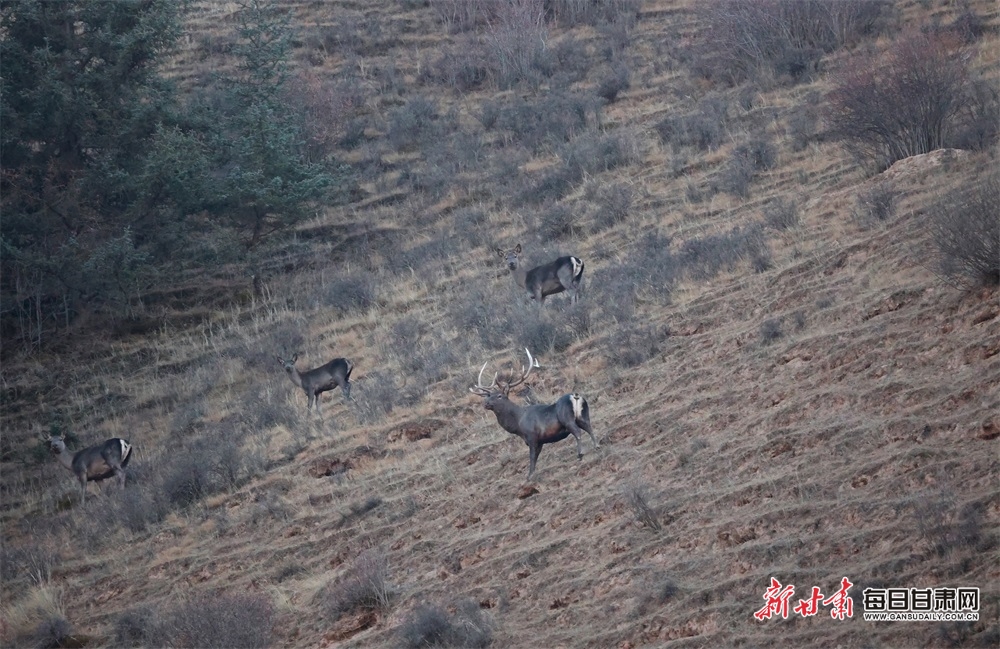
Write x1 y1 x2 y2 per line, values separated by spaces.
48 436 133 503
277 353 353 414
496 244 584 305
470 349 598 479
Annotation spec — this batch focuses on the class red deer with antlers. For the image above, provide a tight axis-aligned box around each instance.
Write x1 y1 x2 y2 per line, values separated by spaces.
496 244 584 305
470 349 598 479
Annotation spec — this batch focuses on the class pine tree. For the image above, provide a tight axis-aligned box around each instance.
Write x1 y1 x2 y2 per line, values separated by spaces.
210 0 333 250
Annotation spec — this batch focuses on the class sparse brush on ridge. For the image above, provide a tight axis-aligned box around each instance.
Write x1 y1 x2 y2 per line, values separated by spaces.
929 173 1000 288
158 593 274 649
320 548 395 621
397 599 494 648
1 1 998 648
623 480 662 531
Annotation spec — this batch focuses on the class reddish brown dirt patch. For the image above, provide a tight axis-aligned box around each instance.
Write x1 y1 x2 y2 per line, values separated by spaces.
308 458 352 478
387 418 444 443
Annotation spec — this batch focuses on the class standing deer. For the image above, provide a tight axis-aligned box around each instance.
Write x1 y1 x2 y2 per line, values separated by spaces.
470 349 598 479
47 436 133 503
496 244 584 305
277 353 353 413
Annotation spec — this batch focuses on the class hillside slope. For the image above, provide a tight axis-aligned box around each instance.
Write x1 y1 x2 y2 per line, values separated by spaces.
2 1 998 648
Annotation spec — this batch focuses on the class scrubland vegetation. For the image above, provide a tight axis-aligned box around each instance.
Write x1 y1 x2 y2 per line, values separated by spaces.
2 0 998 647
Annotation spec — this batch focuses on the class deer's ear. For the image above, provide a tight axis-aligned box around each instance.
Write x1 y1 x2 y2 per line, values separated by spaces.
276 355 284 365
495 248 505 258
514 244 521 254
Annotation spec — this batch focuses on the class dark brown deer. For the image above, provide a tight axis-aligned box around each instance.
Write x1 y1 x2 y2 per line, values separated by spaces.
277 353 353 413
47 436 133 503
496 244 584 305
470 349 598 479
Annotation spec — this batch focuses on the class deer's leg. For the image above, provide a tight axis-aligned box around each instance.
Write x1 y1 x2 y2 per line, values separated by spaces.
78 475 87 503
578 418 599 449
314 392 323 415
341 380 351 399
527 443 541 478
564 423 585 459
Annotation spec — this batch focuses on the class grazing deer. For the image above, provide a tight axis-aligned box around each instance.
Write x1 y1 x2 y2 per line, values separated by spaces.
470 348 598 479
47 436 133 503
277 353 353 413
496 244 584 305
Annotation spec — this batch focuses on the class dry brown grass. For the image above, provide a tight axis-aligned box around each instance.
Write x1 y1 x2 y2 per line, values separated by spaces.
2 1 999 648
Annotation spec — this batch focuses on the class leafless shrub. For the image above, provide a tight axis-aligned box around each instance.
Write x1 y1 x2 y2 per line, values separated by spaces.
322 548 395 621
117 486 168 533
549 0 639 27
273 561 307 583
590 183 635 232
598 16 635 58
388 96 440 151
522 164 582 205
161 593 274 649
111 607 164 648
536 203 579 242
0 546 58 586
421 38 489 92
564 130 639 175
655 97 729 152
339 118 367 149
912 493 983 558
454 206 492 247
734 138 777 172
929 174 1000 288
715 155 755 198
948 6 987 44
851 180 897 228
950 78 1000 152
354 371 401 424
610 324 670 368
33 614 74 649
482 0 549 89
495 92 595 152
680 223 772 280
693 0 891 85
633 573 679 617
549 35 592 84
515 310 575 354
286 69 367 160
716 139 776 197
623 480 663 530
161 442 217 508
591 232 676 322
397 599 494 648
597 64 631 103
759 318 783 344
319 270 378 314
786 103 819 151
431 0 491 33
763 197 799 230
826 32 977 172
449 285 510 351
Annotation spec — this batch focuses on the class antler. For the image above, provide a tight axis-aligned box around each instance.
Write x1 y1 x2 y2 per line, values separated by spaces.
498 348 537 393
469 361 498 397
